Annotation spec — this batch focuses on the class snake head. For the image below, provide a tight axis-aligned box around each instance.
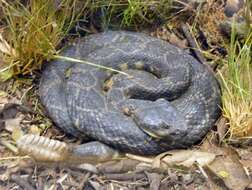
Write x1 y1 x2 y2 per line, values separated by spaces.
132 99 188 141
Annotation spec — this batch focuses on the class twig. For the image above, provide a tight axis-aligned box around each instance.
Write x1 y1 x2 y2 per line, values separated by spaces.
182 24 218 71
126 153 154 163
146 172 162 190
53 55 131 77
72 163 98 174
97 159 139 173
4 103 36 114
104 172 146 181
181 24 207 65
0 155 30 161
0 140 18 154
196 162 208 179
79 172 91 189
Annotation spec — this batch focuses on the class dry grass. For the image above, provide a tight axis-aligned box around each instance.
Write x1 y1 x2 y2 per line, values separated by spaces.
218 28 252 141
196 0 226 45
0 0 88 81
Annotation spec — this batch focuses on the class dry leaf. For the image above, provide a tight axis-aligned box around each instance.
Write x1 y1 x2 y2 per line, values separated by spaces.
200 135 224 155
162 150 216 167
234 148 252 176
146 172 162 190
127 150 216 168
216 117 229 142
206 147 250 190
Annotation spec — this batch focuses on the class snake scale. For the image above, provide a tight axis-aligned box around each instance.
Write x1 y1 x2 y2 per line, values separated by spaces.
39 31 221 157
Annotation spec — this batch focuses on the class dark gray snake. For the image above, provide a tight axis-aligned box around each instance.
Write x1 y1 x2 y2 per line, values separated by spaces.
39 31 221 157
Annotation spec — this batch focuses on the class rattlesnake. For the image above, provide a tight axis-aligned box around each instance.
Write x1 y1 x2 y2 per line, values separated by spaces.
39 31 221 156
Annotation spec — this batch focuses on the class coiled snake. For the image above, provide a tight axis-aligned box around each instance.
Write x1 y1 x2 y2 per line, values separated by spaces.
39 31 221 158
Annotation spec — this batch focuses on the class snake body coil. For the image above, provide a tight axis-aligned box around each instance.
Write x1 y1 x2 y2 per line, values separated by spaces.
40 31 221 155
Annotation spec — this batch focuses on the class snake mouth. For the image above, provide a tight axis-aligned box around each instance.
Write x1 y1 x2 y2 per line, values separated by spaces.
140 126 170 139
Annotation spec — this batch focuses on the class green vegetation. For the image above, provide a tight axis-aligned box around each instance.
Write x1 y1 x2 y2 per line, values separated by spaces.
89 0 172 28
219 28 252 141
0 0 88 81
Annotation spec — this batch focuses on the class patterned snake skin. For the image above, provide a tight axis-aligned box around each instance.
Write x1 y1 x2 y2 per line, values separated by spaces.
39 31 221 155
